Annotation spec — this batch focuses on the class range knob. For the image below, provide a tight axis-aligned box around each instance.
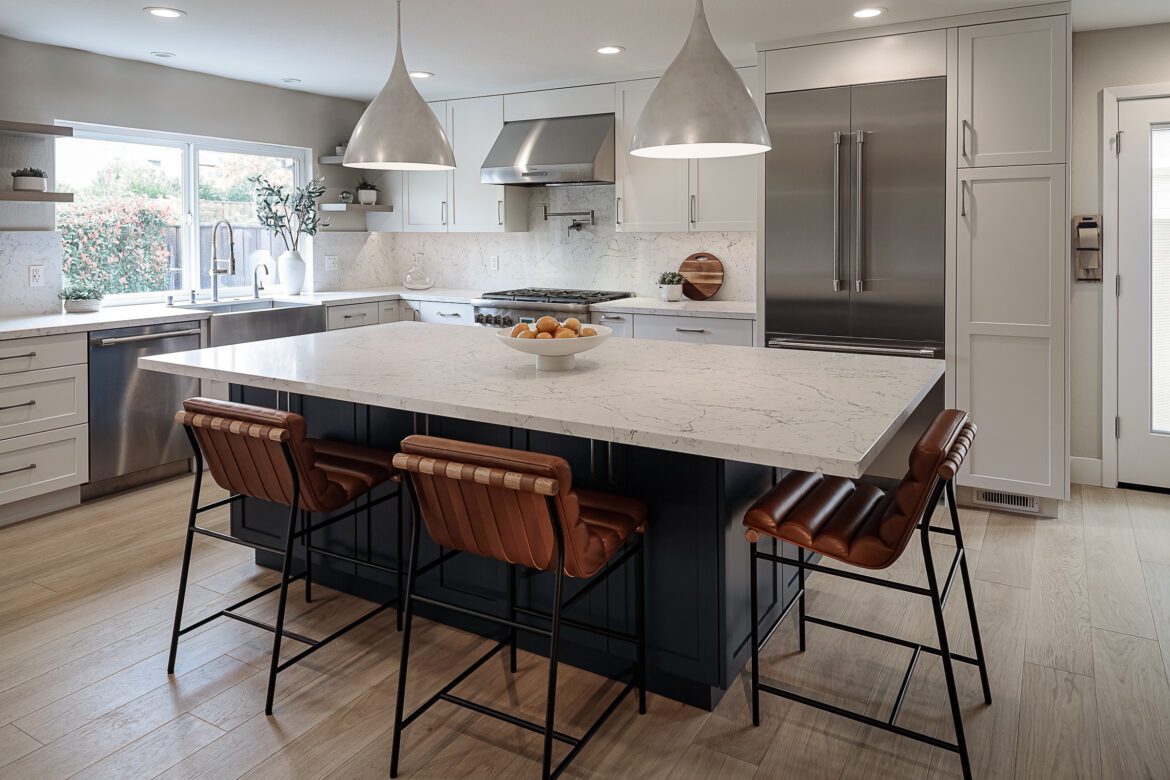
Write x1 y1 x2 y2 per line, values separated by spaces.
502 315 514 327
474 313 486 324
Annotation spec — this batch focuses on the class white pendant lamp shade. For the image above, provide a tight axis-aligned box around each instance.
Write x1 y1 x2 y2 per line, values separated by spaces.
343 0 454 171
629 0 770 159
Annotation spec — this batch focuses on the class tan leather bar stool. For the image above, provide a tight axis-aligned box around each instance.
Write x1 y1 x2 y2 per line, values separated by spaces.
168 398 404 715
389 435 648 780
744 409 990 780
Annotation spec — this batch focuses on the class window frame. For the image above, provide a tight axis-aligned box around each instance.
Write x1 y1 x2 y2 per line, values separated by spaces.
57 121 312 304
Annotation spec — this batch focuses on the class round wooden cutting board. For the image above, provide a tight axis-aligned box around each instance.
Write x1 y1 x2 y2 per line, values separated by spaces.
678 252 724 300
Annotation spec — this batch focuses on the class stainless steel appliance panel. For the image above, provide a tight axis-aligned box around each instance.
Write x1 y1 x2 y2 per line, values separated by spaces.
849 78 946 348
88 321 202 483
764 87 852 340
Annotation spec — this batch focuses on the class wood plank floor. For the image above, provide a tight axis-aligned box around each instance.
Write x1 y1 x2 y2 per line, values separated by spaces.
3 479 1170 778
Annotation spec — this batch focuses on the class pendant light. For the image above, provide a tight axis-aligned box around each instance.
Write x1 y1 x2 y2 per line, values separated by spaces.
629 0 770 159
343 0 454 171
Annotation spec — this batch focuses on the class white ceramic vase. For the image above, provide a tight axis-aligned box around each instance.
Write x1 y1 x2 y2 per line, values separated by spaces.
278 250 306 295
659 284 683 302
357 189 377 205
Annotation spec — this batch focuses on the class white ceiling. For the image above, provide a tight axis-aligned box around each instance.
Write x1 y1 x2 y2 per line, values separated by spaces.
1 0 1167 103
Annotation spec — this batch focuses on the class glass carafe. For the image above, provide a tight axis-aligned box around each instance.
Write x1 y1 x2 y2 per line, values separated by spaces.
402 253 434 290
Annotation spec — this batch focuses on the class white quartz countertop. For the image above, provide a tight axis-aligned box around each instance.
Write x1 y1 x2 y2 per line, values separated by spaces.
279 287 486 306
0 305 212 341
140 321 942 476
588 297 757 319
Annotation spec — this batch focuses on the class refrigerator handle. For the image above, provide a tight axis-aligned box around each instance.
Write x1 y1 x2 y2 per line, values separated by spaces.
854 130 865 293
832 131 843 292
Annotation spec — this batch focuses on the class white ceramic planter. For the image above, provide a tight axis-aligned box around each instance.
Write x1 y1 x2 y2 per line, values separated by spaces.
13 176 47 192
63 299 102 313
278 250 306 295
357 189 377 205
659 284 683 302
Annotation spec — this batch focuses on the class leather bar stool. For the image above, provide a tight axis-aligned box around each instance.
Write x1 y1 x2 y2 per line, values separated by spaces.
389 435 648 780
743 409 990 780
168 398 405 715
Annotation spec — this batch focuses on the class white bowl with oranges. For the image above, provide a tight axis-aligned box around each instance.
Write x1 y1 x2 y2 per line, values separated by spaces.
496 315 612 371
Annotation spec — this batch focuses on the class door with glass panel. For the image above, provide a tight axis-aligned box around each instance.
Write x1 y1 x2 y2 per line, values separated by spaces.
1118 97 1170 489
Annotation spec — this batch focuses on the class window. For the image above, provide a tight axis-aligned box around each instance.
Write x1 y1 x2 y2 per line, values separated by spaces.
56 124 309 300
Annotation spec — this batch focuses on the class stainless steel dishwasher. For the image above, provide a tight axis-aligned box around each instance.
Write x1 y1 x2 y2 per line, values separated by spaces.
86 320 202 495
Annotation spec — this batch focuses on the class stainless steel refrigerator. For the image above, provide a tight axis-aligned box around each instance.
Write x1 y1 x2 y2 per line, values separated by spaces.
764 77 946 358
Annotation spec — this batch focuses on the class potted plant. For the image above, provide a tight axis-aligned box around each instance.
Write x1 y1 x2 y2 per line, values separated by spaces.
251 174 328 295
12 167 47 192
59 284 104 313
657 271 685 302
356 177 378 205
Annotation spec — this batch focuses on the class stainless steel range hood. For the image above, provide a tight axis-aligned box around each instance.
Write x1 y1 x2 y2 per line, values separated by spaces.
481 113 615 186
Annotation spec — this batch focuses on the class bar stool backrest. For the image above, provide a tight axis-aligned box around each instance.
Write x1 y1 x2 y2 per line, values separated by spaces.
176 397 343 513
392 435 605 578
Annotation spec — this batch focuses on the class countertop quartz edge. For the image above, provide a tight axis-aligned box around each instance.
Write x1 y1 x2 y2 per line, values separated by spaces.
1 288 758 340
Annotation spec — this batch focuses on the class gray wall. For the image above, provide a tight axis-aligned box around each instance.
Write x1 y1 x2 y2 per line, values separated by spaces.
1069 23 1170 462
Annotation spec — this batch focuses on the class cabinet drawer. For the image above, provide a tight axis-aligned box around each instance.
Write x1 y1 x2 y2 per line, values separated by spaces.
418 301 474 325
0 333 87 375
378 300 400 324
632 315 754 346
0 365 87 441
590 312 632 338
327 303 379 330
0 425 89 506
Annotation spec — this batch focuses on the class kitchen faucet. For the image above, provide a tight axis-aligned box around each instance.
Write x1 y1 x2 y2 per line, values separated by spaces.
253 263 270 299
209 220 236 302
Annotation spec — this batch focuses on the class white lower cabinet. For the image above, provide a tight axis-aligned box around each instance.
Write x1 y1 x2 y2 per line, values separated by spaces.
0 424 88 506
632 314 754 346
378 300 401 324
0 365 87 440
327 302 379 330
417 301 475 326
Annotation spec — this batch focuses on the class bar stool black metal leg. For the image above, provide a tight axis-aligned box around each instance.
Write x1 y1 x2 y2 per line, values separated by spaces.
635 536 647 714
921 519 973 780
947 481 992 705
508 563 519 674
168 439 203 675
396 486 405 632
390 492 423 778
302 509 313 604
797 547 807 652
542 555 565 780
265 490 301 716
749 540 760 727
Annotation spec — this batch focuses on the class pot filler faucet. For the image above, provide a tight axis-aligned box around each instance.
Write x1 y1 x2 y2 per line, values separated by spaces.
209 220 236 302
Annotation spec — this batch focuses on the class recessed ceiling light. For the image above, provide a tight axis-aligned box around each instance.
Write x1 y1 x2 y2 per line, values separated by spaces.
150 51 175 58
281 78 302 84
409 71 433 79
853 7 885 18
144 6 186 18
597 45 625 55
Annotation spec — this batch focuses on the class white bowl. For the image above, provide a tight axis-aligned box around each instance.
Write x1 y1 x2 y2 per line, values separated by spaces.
496 324 612 371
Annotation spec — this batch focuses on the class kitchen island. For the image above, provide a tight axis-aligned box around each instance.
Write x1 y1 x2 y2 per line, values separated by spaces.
141 322 943 708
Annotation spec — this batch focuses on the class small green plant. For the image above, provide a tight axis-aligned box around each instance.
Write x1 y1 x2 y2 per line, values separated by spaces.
658 271 684 286
13 167 47 178
58 284 105 301
355 177 378 192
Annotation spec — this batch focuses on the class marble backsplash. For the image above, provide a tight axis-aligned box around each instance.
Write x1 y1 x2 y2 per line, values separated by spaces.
0 231 63 316
314 185 756 300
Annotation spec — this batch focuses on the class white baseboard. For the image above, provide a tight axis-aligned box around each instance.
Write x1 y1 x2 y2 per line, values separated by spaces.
1071 457 1103 487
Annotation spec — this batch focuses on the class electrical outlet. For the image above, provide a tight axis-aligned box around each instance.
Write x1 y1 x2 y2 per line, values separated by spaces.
324 255 340 272
28 265 44 288
488 255 500 272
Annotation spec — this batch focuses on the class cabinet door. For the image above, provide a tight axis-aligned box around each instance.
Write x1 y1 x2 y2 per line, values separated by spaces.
418 301 475 326
615 79 690 233
955 165 1066 500
632 314 754 346
448 96 507 233
689 67 758 232
404 101 450 232
327 302 378 330
378 300 400 324
590 312 632 337
958 16 1067 167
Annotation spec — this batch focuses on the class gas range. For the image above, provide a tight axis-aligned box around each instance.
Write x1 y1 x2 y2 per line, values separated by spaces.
471 288 633 327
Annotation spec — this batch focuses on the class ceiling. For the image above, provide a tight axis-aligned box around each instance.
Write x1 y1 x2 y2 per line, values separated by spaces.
1 0 1167 103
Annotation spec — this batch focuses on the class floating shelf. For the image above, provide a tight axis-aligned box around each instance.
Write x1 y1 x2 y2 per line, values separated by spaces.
0 120 73 139
319 203 393 213
317 155 344 165
0 190 74 203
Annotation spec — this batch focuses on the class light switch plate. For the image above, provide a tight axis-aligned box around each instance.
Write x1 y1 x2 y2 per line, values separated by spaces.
324 255 340 272
28 265 44 287
488 255 500 272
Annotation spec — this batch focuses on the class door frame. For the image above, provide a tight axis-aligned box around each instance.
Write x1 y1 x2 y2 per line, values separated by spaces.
1101 82 1170 488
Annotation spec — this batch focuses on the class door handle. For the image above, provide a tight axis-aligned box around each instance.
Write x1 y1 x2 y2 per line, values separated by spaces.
599 315 624 322
674 327 707 334
497 200 503 226
441 201 447 225
91 328 202 347
960 180 969 218
342 312 368 319
854 130 865 293
436 311 461 318
767 338 938 358
0 352 37 361
690 194 697 225
0 463 36 478
616 196 622 225
0 400 35 412
832 131 843 292
961 119 971 161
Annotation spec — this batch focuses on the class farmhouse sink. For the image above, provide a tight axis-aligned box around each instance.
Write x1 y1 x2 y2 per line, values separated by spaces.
177 298 326 347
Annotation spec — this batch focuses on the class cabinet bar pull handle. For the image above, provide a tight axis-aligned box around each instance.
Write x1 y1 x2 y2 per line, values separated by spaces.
0 463 35 478
960 180 968 218
599 315 624 321
0 400 35 412
0 352 37 361
690 194 697 224
93 329 202 347
675 327 707 334
961 119 971 160
441 201 447 225
616 196 622 225
854 130 865 294
343 312 368 319
437 312 461 317
497 200 503 226
832 131 843 292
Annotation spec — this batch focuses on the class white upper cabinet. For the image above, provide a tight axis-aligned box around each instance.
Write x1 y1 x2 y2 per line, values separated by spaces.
958 16 1067 167
616 71 758 233
504 83 615 121
447 96 527 233
404 101 450 232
